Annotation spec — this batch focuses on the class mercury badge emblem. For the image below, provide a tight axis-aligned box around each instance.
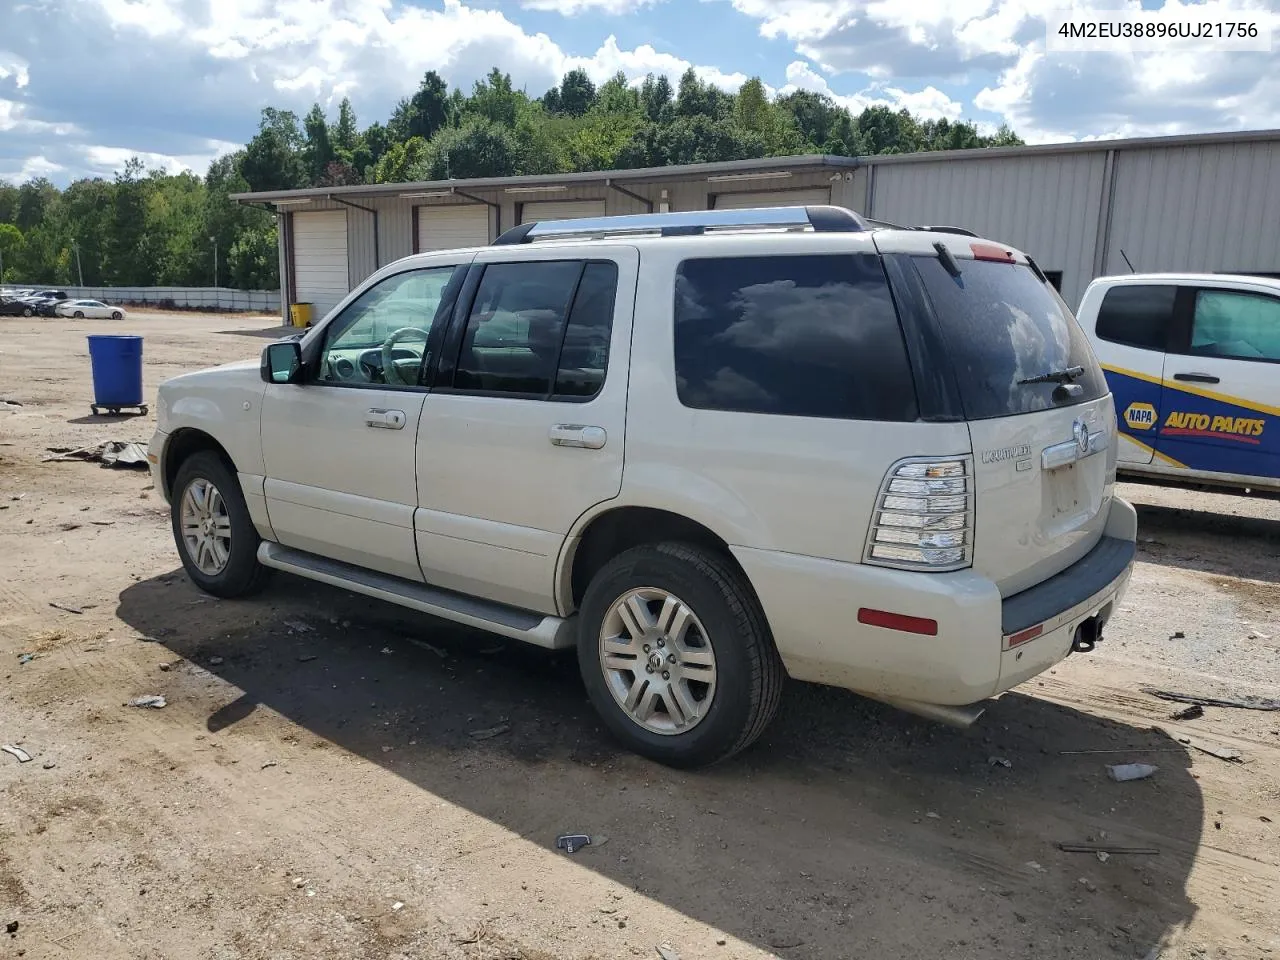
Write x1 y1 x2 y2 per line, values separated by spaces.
1073 418 1089 456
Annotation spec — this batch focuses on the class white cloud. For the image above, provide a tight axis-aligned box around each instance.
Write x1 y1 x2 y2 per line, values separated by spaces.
0 155 66 185
0 98 78 135
0 52 31 89
781 60 962 121
521 0 660 13
79 139 243 176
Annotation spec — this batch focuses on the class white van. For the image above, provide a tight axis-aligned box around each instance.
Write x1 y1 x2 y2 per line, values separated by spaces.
1078 273 1280 494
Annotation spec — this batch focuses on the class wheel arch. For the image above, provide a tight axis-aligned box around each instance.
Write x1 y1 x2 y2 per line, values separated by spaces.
162 428 237 502
558 505 758 616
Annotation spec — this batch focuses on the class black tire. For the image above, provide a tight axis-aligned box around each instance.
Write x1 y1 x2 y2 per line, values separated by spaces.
170 450 271 598
111 311 122 320
577 542 784 768
73 310 83 318
22 307 32 317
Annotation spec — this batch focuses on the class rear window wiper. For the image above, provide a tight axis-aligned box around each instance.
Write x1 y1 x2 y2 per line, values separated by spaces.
1018 365 1085 386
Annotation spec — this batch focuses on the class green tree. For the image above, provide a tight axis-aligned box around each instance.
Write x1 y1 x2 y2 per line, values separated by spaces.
333 97 361 156
0 222 23 281
303 104 335 184
372 136 431 183
240 108 307 192
420 119 518 179
558 68 597 116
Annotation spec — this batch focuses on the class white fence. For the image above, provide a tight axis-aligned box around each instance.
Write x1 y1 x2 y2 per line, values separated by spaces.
2 284 280 312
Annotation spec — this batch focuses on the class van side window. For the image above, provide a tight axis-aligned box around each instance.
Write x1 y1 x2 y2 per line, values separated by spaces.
1094 285 1177 351
1189 290 1280 362
673 254 918 421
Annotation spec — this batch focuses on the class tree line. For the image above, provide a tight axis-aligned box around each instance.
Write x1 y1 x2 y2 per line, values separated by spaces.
0 67 1022 290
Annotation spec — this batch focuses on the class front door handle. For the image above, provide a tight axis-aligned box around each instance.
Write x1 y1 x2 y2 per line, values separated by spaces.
366 408 407 430
549 423 607 449
1173 372 1220 384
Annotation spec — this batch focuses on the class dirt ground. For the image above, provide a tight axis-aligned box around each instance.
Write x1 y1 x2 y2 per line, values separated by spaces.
1 312 1278 960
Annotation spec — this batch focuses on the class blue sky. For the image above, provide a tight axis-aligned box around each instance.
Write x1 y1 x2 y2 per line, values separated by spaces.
2 0 1278 185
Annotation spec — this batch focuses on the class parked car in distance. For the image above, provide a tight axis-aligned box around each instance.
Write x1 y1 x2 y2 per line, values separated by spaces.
1079 272 1280 495
0 297 37 317
34 289 69 301
149 206 1136 767
56 299 125 320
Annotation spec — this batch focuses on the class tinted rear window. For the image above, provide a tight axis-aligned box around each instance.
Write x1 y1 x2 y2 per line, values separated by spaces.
673 254 918 421
1095 284 1176 350
914 256 1108 420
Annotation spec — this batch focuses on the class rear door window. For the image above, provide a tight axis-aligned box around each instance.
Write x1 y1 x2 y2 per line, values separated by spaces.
914 256 1108 420
673 254 918 421
1188 289 1280 362
1095 284 1177 350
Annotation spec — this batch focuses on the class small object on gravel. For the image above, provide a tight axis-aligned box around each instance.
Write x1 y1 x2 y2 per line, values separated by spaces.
59 522 82 531
1170 631 1185 640
1143 688 1280 711
5 920 17 933
391 901 404 912
1171 704 1204 721
42 760 56 770
1096 851 1110 863
297 654 317 663
380 647 394 655
127 695 167 709
1078 877 1097 893
988 756 1012 768
262 760 278 770
1108 762 1158 782
1260 816 1272 823
139 636 160 643
17 653 35 665
49 601 84 615
90 520 115 526
408 638 447 658
557 833 592 854
1057 843 1159 856
2 745 33 763
1025 861 1045 873
769 938 805 950
1180 736 1243 764
292 877 306 888
469 723 510 741
926 811 940 819
283 620 313 633
716 939 727 946
208 656 225 666
657 945 681 960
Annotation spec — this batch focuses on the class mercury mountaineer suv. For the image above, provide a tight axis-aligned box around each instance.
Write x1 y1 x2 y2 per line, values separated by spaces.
148 206 1137 767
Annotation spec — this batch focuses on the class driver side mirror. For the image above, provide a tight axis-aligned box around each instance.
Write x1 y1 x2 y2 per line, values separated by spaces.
261 340 303 384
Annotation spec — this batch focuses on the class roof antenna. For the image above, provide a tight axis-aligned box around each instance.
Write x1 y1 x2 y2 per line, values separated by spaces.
1119 249 1137 273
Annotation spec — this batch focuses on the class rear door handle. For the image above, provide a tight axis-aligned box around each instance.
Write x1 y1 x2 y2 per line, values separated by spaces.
549 423 607 449
366 408 407 430
1172 372 1220 384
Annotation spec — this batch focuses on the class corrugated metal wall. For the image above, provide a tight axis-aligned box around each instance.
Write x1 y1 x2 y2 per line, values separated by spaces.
1105 140 1280 278
869 152 1108 307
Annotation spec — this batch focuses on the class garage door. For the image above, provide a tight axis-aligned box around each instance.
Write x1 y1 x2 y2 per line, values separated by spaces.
418 204 490 252
518 199 606 224
293 210 349 319
712 188 831 209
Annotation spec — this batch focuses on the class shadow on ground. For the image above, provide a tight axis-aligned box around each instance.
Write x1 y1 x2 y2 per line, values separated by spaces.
118 571 1203 959
1134 500 1280 583
214 326 297 340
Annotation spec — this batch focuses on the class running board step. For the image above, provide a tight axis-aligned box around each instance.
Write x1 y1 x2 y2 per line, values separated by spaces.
257 542 576 650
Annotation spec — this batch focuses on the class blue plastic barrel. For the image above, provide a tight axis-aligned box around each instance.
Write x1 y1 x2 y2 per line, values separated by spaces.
87 334 144 407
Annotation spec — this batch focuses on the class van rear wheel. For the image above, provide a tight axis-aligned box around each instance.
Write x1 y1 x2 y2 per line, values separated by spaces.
577 542 783 768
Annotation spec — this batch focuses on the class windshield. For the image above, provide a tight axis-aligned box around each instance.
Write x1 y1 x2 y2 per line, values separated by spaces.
913 256 1108 420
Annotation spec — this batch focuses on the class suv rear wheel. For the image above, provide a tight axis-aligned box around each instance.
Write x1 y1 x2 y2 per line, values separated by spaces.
170 451 270 598
577 542 783 767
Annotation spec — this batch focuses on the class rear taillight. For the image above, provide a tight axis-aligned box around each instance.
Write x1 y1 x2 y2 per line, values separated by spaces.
865 457 974 571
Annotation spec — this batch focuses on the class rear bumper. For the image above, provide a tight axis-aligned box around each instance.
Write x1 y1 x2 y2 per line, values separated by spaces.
733 496 1137 709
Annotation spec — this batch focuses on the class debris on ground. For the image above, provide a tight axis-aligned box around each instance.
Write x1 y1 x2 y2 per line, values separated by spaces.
43 441 149 469
127 695 167 709
1096 851 1110 863
391 901 404 912
1181 737 1244 763
158 660 181 672
262 760 279 770
2 744 33 763
17 653 35 665
49 601 84 615
5 920 17 934
1171 703 1204 721
1169 631 1185 640
1060 747 1183 755
1025 861 1045 873
208 656 225 666
42 760 56 770
407 638 447 658
1078 877 1097 893
657 945 681 960
1107 762 1158 782
926 811 940 819
1143 688 1280 711
297 654 317 663
988 756 1012 768
380 647 394 655
557 834 592 854
469 723 510 741
283 620 313 633
1057 843 1159 856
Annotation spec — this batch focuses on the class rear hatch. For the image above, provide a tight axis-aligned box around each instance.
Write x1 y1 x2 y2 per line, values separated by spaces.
906 242 1116 595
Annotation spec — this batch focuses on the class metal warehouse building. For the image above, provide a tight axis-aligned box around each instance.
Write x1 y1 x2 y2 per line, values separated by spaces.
234 128 1280 321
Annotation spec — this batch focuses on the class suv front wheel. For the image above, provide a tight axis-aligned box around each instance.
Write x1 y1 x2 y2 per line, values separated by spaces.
577 542 783 768
170 451 270 598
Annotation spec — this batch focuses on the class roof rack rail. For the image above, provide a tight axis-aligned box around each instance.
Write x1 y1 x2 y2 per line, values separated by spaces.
491 205 870 245
913 224 979 237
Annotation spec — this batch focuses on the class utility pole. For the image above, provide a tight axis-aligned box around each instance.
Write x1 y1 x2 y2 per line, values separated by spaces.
210 236 218 287
72 239 84 287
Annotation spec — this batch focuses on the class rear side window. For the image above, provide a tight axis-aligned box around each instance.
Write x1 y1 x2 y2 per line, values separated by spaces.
914 257 1108 420
673 254 918 421
1095 285 1177 350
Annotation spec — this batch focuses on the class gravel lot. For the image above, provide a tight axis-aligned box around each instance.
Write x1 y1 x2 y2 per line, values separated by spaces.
1 312 1278 960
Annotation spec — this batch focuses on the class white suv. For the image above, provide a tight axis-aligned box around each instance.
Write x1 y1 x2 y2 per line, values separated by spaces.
149 206 1137 767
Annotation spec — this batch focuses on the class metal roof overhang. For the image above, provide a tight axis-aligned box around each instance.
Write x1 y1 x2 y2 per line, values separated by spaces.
230 154 861 205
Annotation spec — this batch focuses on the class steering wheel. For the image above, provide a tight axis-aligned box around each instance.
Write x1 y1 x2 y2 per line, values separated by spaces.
381 327 430 386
